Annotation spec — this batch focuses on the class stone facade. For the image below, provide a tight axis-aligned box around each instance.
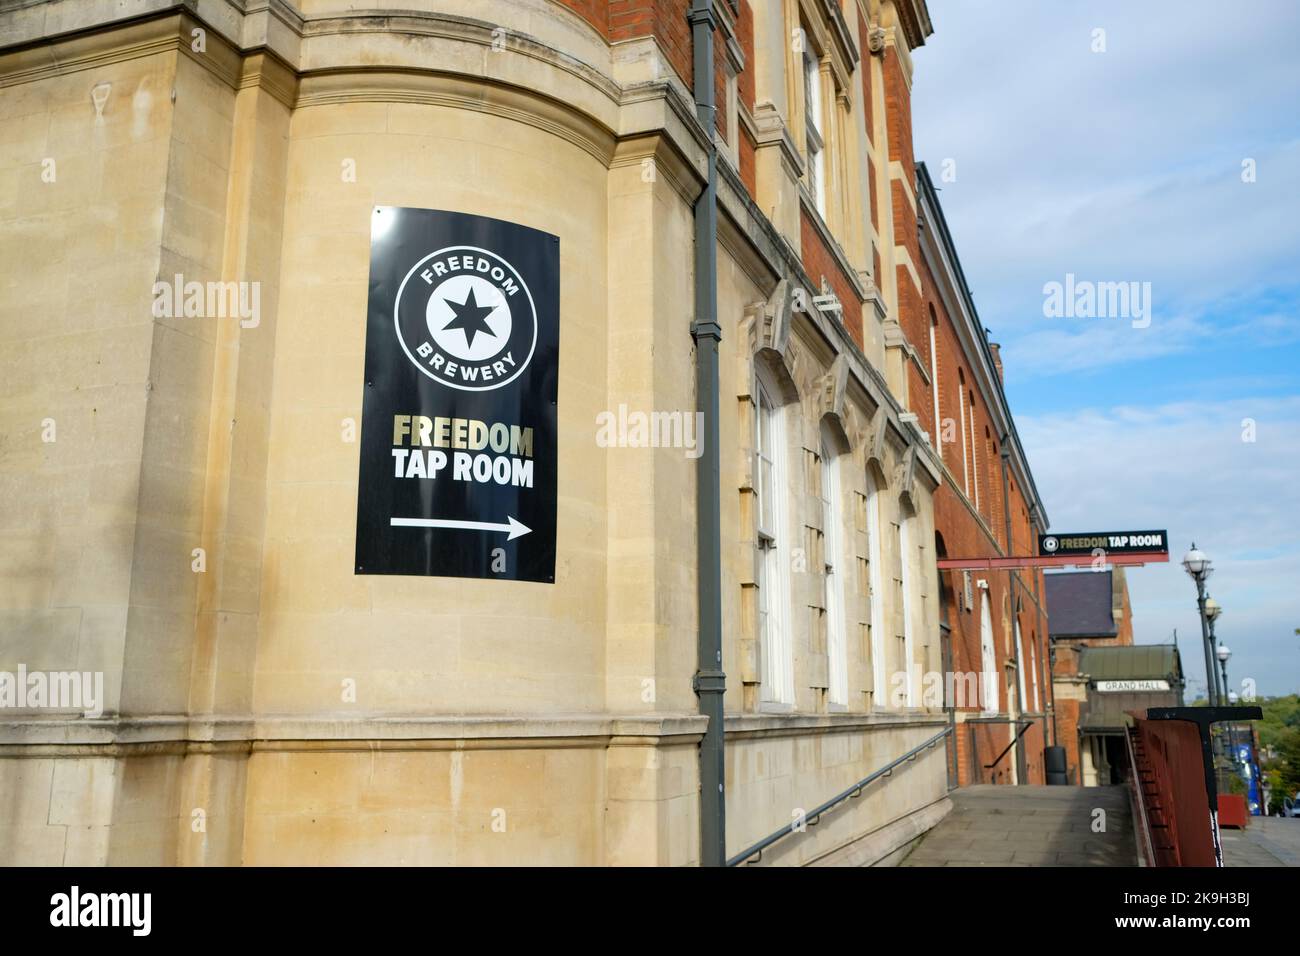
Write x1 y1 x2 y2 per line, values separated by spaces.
0 0 956 865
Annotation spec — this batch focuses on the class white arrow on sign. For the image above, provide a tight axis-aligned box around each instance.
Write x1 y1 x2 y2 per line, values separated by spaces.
390 515 531 540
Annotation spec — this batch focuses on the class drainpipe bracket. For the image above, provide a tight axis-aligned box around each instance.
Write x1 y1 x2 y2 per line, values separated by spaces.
693 669 727 695
691 319 723 342
686 4 717 30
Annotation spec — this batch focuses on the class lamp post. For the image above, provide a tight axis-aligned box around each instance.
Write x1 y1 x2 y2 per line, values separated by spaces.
1182 544 1218 707
1206 597 1224 705
1217 642 1234 780
1216 641 1231 713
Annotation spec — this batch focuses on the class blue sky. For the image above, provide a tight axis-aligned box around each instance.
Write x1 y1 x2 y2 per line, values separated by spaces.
911 1 1300 697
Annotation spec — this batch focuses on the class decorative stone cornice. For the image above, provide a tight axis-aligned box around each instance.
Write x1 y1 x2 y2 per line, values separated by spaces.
237 48 298 108
815 354 850 423
0 10 196 88
882 315 909 350
297 67 618 166
301 10 621 104
748 277 796 359
859 272 888 322
886 0 934 51
611 130 705 207
0 713 711 754
893 443 917 495
819 0 861 68
751 100 805 179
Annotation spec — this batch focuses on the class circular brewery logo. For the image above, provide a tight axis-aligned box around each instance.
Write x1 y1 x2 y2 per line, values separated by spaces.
394 245 537 391
1042 536 1059 553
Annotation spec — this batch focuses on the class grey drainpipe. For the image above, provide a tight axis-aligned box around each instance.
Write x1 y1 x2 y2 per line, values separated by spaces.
688 0 725 867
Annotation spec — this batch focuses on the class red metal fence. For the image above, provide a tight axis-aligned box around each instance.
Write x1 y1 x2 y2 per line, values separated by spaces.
1126 705 1262 867
1127 714 1215 866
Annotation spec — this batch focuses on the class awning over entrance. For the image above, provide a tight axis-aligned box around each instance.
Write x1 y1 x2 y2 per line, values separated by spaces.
1079 644 1182 681
1077 644 1185 732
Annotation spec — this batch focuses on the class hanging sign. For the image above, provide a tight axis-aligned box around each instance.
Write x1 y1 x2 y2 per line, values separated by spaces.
1038 530 1167 558
354 207 559 582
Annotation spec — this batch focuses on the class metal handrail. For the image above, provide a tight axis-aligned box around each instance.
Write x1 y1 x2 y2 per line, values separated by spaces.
982 718 1033 770
726 725 953 866
1123 723 1157 867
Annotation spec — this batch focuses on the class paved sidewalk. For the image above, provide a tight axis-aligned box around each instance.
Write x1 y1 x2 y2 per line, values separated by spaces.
1221 817 1300 866
901 785 1136 867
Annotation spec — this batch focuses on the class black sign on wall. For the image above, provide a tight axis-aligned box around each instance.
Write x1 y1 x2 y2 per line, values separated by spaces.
1038 530 1168 557
355 207 559 582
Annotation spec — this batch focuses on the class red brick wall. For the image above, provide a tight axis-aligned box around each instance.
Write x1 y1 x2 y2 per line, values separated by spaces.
736 2 756 198
881 45 924 408
555 2 750 203
1052 642 1086 783
555 0 610 34
882 48 913 166
609 0 694 89
736 2 754 113
713 18 728 141
739 127 757 197
929 253 1054 787
800 209 864 347
920 249 1019 549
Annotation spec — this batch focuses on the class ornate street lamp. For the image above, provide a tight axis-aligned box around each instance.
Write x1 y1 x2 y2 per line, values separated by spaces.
1206 597 1224 704
1219 644 1236 764
1216 641 1231 702
1182 544 1218 706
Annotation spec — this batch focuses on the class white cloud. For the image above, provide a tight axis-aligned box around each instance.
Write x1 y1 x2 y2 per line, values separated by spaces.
914 1 1300 343
1000 299 1300 379
913 2 1300 694
1020 397 1300 695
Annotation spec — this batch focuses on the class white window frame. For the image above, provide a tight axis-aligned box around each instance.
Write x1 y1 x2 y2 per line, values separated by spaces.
722 59 740 169
969 398 981 512
899 509 917 707
756 373 794 708
929 319 941 454
979 588 998 714
958 382 970 497
821 428 847 708
865 469 886 705
1030 640 1041 712
1014 618 1028 713
802 41 826 216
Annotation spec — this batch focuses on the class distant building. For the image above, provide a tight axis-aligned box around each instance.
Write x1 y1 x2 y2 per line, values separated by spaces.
1046 569 1184 785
